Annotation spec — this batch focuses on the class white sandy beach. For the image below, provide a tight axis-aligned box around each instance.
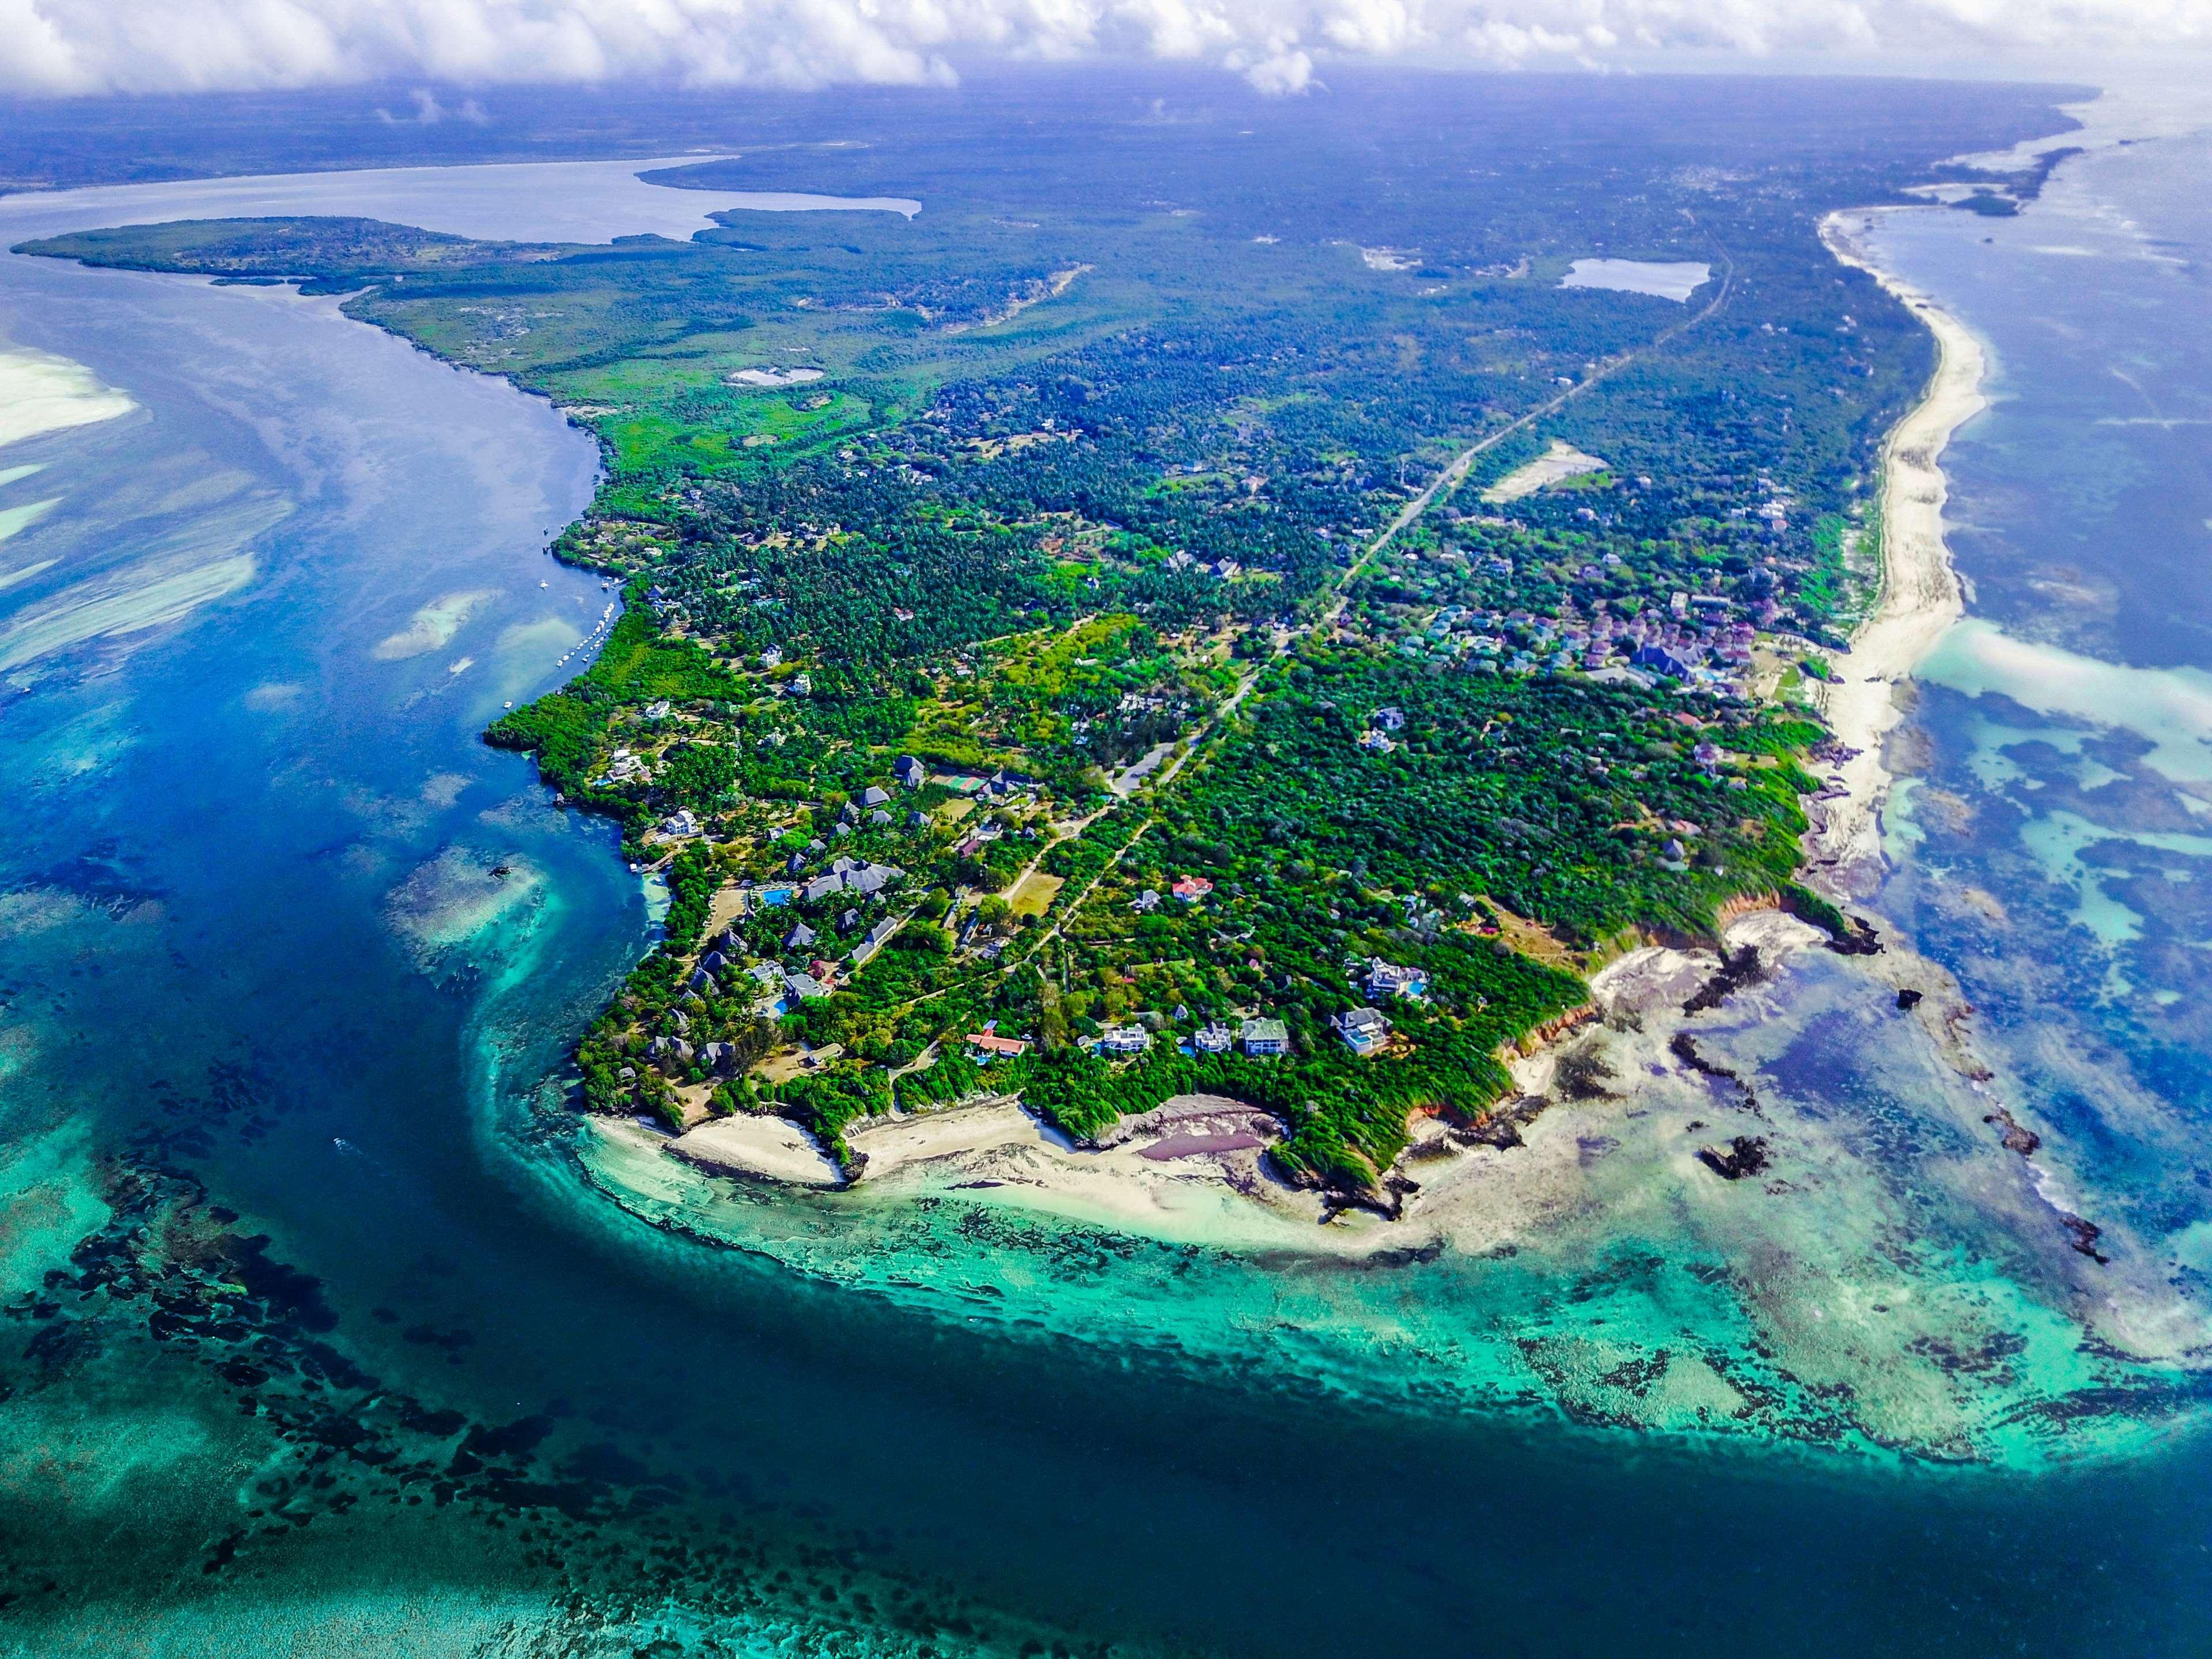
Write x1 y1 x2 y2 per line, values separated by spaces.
1807 210 1985 900
605 207 2001 1261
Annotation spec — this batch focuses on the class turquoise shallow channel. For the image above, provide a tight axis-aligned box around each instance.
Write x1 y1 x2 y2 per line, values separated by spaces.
5 108 2212 1657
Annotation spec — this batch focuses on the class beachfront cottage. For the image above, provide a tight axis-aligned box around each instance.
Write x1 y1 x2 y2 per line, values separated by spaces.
1100 1024 1151 1055
1332 1007 1391 1056
802 874 842 903
784 922 817 950
784 971 831 1001
687 966 718 995
862 785 891 808
895 755 926 789
1240 1017 1289 1057
698 1041 735 1074
1194 1022 1234 1054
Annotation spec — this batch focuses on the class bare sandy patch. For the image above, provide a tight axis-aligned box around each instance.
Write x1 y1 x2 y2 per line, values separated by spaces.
1481 438 1607 503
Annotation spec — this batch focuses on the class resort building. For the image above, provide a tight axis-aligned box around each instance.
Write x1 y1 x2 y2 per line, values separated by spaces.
1100 1024 1151 1055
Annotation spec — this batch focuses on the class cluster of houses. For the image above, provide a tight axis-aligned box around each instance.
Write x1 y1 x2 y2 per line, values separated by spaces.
1395 579 1774 694
1093 1009 1397 1059
889 756 1037 803
1028 955 1435 1067
648 1033 746 1074
1065 1014 1292 1059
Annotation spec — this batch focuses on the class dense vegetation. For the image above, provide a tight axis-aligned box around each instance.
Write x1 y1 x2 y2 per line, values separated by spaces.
21 71 2075 1203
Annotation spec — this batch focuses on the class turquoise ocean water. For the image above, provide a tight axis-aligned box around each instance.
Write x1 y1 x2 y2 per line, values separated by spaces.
4 109 2212 1656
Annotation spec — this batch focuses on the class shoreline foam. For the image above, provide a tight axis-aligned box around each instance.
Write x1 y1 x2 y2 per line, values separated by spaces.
599 207 1999 1247
1807 209 1984 903
559 191 2212 1453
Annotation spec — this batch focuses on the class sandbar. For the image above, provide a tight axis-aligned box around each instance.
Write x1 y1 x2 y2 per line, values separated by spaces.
0 346 135 450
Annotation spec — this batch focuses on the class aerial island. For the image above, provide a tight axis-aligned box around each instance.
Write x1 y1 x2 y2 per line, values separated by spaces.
24 102 2066 1218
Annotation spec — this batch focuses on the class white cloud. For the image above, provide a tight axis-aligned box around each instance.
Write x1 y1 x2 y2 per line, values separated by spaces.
0 0 2204 99
377 87 490 124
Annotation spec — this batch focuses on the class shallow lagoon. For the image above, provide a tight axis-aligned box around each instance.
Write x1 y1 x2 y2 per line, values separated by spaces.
1559 256 1711 301
5 138 2212 1656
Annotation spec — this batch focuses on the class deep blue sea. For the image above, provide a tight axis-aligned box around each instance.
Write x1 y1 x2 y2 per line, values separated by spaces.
3 112 2212 1657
